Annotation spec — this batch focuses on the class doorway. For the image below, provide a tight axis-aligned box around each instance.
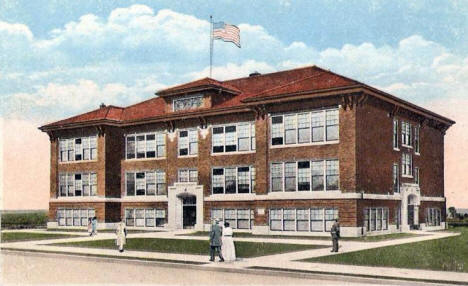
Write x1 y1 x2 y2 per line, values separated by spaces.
182 196 196 229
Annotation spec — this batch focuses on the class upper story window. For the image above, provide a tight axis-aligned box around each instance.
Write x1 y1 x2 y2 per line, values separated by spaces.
178 169 198 183
414 125 420 154
401 121 412 147
126 132 166 160
270 159 339 192
212 122 255 154
402 153 413 177
271 108 338 147
414 167 420 185
173 94 203 112
126 170 166 196
59 136 97 162
393 118 399 150
59 172 97 197
212 166 256 194
392 163 400 193
178 129 198 156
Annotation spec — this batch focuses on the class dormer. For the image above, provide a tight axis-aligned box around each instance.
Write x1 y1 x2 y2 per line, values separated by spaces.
156 77 241 113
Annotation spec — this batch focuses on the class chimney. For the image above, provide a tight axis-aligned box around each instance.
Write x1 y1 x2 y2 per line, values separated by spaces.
100 103 106 109
249 71 261 77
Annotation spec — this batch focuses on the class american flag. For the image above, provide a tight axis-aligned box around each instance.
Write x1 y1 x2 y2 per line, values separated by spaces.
213 21 241 48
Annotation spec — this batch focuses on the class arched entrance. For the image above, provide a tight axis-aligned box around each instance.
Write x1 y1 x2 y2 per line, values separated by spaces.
400 183 420 231
167 182 204 230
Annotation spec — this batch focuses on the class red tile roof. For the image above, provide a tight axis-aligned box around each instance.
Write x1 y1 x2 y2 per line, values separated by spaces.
39 65 454 130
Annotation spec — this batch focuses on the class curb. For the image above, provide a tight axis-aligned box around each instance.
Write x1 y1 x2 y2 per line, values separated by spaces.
2 248 465 285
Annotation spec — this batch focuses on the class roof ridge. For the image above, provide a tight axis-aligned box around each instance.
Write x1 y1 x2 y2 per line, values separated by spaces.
223 65 316 83
252 71 327 97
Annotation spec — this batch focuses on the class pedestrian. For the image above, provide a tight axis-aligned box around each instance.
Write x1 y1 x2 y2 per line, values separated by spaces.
91 216 98 236
209 218 224 262
330 218 340 252
221 222 236 262
87 218 93 236
116 218 127 253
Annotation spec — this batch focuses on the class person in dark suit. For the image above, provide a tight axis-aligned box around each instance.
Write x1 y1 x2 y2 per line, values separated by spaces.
209 218 224 262
330 219 340 252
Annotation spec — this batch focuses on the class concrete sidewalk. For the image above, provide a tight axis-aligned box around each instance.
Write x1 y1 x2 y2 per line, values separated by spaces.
1 229 465 285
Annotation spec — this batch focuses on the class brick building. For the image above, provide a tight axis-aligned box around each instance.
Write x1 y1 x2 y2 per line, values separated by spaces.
39 66 454 236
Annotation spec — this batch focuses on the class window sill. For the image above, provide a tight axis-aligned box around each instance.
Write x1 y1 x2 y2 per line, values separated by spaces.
402 174 413 178
393 148 400 151
178 155 198 158
59 160 98 164
415 152 420 156
211 150 256 156
124 157 166 162
401 144 413 149
270 140 339 149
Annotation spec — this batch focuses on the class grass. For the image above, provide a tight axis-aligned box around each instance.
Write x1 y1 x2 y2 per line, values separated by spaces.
54 237 325 258
181 231 420 242
0 232 81 243
1 211 48 229
303 227 467 272
47 228 158 233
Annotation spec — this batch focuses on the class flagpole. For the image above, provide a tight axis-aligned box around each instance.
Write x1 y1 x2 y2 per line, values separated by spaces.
210 15 213 78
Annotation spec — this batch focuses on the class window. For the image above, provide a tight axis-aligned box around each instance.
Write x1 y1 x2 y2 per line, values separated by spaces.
126 132 165 160
401 121 412 147
212 122 256 153
125 208 166 227
426 208 441 226
393 118 399 149
271 108 339 146
414 125 420 154
211 166 255 194
179 129 198 156
178 169 198 183
59 136 97 162
210 208 254 229
57 208 94 226
125 170 166 196
393 163 400 193
58 172 97 197
402 153 413 177
270 160 339 192
414 167 420 185
173 95 203 111
364 207 389 232
269 207 339 232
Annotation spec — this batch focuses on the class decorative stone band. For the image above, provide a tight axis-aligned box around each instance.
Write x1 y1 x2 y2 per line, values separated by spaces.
50 197 121 203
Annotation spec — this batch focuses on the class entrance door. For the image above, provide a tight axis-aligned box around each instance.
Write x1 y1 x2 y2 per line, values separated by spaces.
408 205 414 229
182 196 196 228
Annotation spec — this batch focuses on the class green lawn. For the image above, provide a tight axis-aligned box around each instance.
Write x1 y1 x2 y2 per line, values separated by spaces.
182 231 420 242
304 227 467 272
54 237 325 258
1 232 81 243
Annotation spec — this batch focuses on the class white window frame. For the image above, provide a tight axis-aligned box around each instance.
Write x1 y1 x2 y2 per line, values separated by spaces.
125 131 166 160
393 118 399 150
426 208 441 226
125 208 166 227
59 136 98 163
211 166 255 194
393 163 400 193
178 169 198 183
414 125 420 155
125 170 166 196
414 167 420 185
58 172 97 197
210 208 254 229
401 121 412 148
364 207 389 232
269 207 338 232
57 208 95 226
178 129 198 157
402 153 413 177
211 122 256 154
269 159 339 192
270 108 339 148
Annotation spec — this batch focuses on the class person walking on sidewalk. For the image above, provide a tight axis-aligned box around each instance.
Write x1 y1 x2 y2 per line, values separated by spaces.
209 218 224 262
116 219 127 253
330 219 340 252
87 218 93 236
221 222 236 262
91 216 98 236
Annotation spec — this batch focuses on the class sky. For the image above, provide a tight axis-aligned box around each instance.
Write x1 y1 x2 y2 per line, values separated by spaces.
0 0 467 209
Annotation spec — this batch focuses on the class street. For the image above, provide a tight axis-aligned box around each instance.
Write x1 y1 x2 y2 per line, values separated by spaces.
1 251 391 286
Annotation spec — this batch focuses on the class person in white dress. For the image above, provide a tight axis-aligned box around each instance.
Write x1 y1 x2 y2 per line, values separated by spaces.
221 222 236 262
115 219 127 253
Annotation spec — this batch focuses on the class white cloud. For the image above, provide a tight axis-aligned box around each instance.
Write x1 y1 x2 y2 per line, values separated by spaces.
188 60 276 80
